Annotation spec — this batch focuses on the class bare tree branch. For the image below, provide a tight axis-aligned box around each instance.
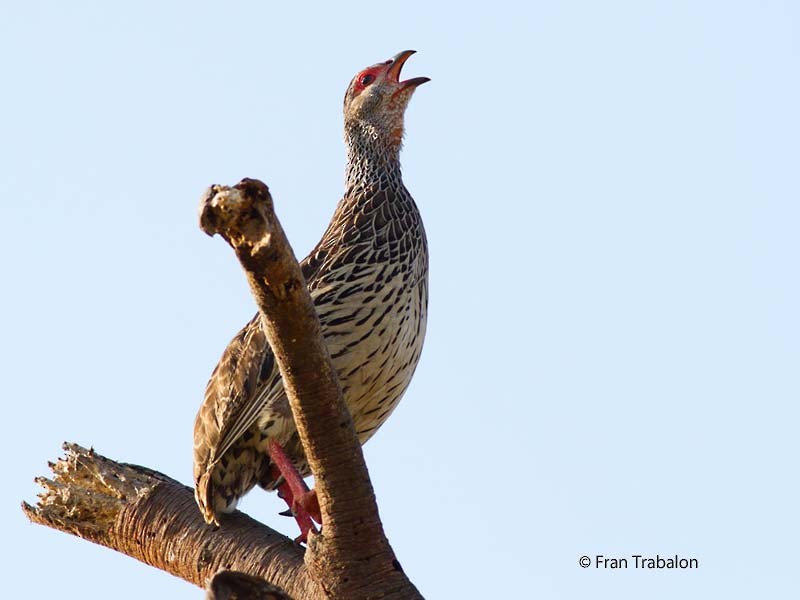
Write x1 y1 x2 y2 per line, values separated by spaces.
24 178 423 599
199 179 422 598
22 443 315 598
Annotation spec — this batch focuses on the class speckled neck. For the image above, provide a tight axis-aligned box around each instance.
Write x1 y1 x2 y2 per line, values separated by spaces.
344 121 403 195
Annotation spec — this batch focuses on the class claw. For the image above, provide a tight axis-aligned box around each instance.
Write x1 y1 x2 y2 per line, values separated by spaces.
293 489 321 525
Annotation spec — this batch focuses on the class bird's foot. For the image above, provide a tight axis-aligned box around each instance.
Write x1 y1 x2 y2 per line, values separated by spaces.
277 480 318 543
293 489 321 524
269 440 321 543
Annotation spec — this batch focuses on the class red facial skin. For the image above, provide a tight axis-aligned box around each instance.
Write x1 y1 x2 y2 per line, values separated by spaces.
348 56 429 147
351 66 386 96
350 52 429 100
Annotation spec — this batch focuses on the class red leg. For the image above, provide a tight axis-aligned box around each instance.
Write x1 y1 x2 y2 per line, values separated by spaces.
268 441 321 542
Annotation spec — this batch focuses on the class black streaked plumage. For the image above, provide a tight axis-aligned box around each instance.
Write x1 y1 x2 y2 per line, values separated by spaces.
194 51 429 525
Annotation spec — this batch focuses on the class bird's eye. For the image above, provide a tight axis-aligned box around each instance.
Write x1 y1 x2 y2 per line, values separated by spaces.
360 74 375 86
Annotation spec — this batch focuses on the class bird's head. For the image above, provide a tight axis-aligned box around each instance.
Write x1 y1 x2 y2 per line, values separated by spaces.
343 50 429 151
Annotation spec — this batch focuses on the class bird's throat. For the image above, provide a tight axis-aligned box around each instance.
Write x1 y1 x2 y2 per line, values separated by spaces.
344 121 403 191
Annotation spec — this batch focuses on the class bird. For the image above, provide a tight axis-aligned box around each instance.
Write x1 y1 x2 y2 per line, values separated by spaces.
193 50 429 541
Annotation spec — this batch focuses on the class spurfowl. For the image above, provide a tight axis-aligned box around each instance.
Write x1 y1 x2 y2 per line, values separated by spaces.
193 51 429 541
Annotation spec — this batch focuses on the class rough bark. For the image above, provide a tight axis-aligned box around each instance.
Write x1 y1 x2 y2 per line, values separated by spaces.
24 178 423 599
198 179 422 599
23 443 311 598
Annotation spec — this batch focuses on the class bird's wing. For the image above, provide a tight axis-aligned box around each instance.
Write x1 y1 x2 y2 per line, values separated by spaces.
193 315 278 481
193 244 334 489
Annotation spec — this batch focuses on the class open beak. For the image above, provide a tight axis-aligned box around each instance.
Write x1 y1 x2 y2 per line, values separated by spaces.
387 50 430 89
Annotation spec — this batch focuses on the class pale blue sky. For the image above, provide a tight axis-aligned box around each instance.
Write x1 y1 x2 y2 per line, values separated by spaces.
3 2 799 598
